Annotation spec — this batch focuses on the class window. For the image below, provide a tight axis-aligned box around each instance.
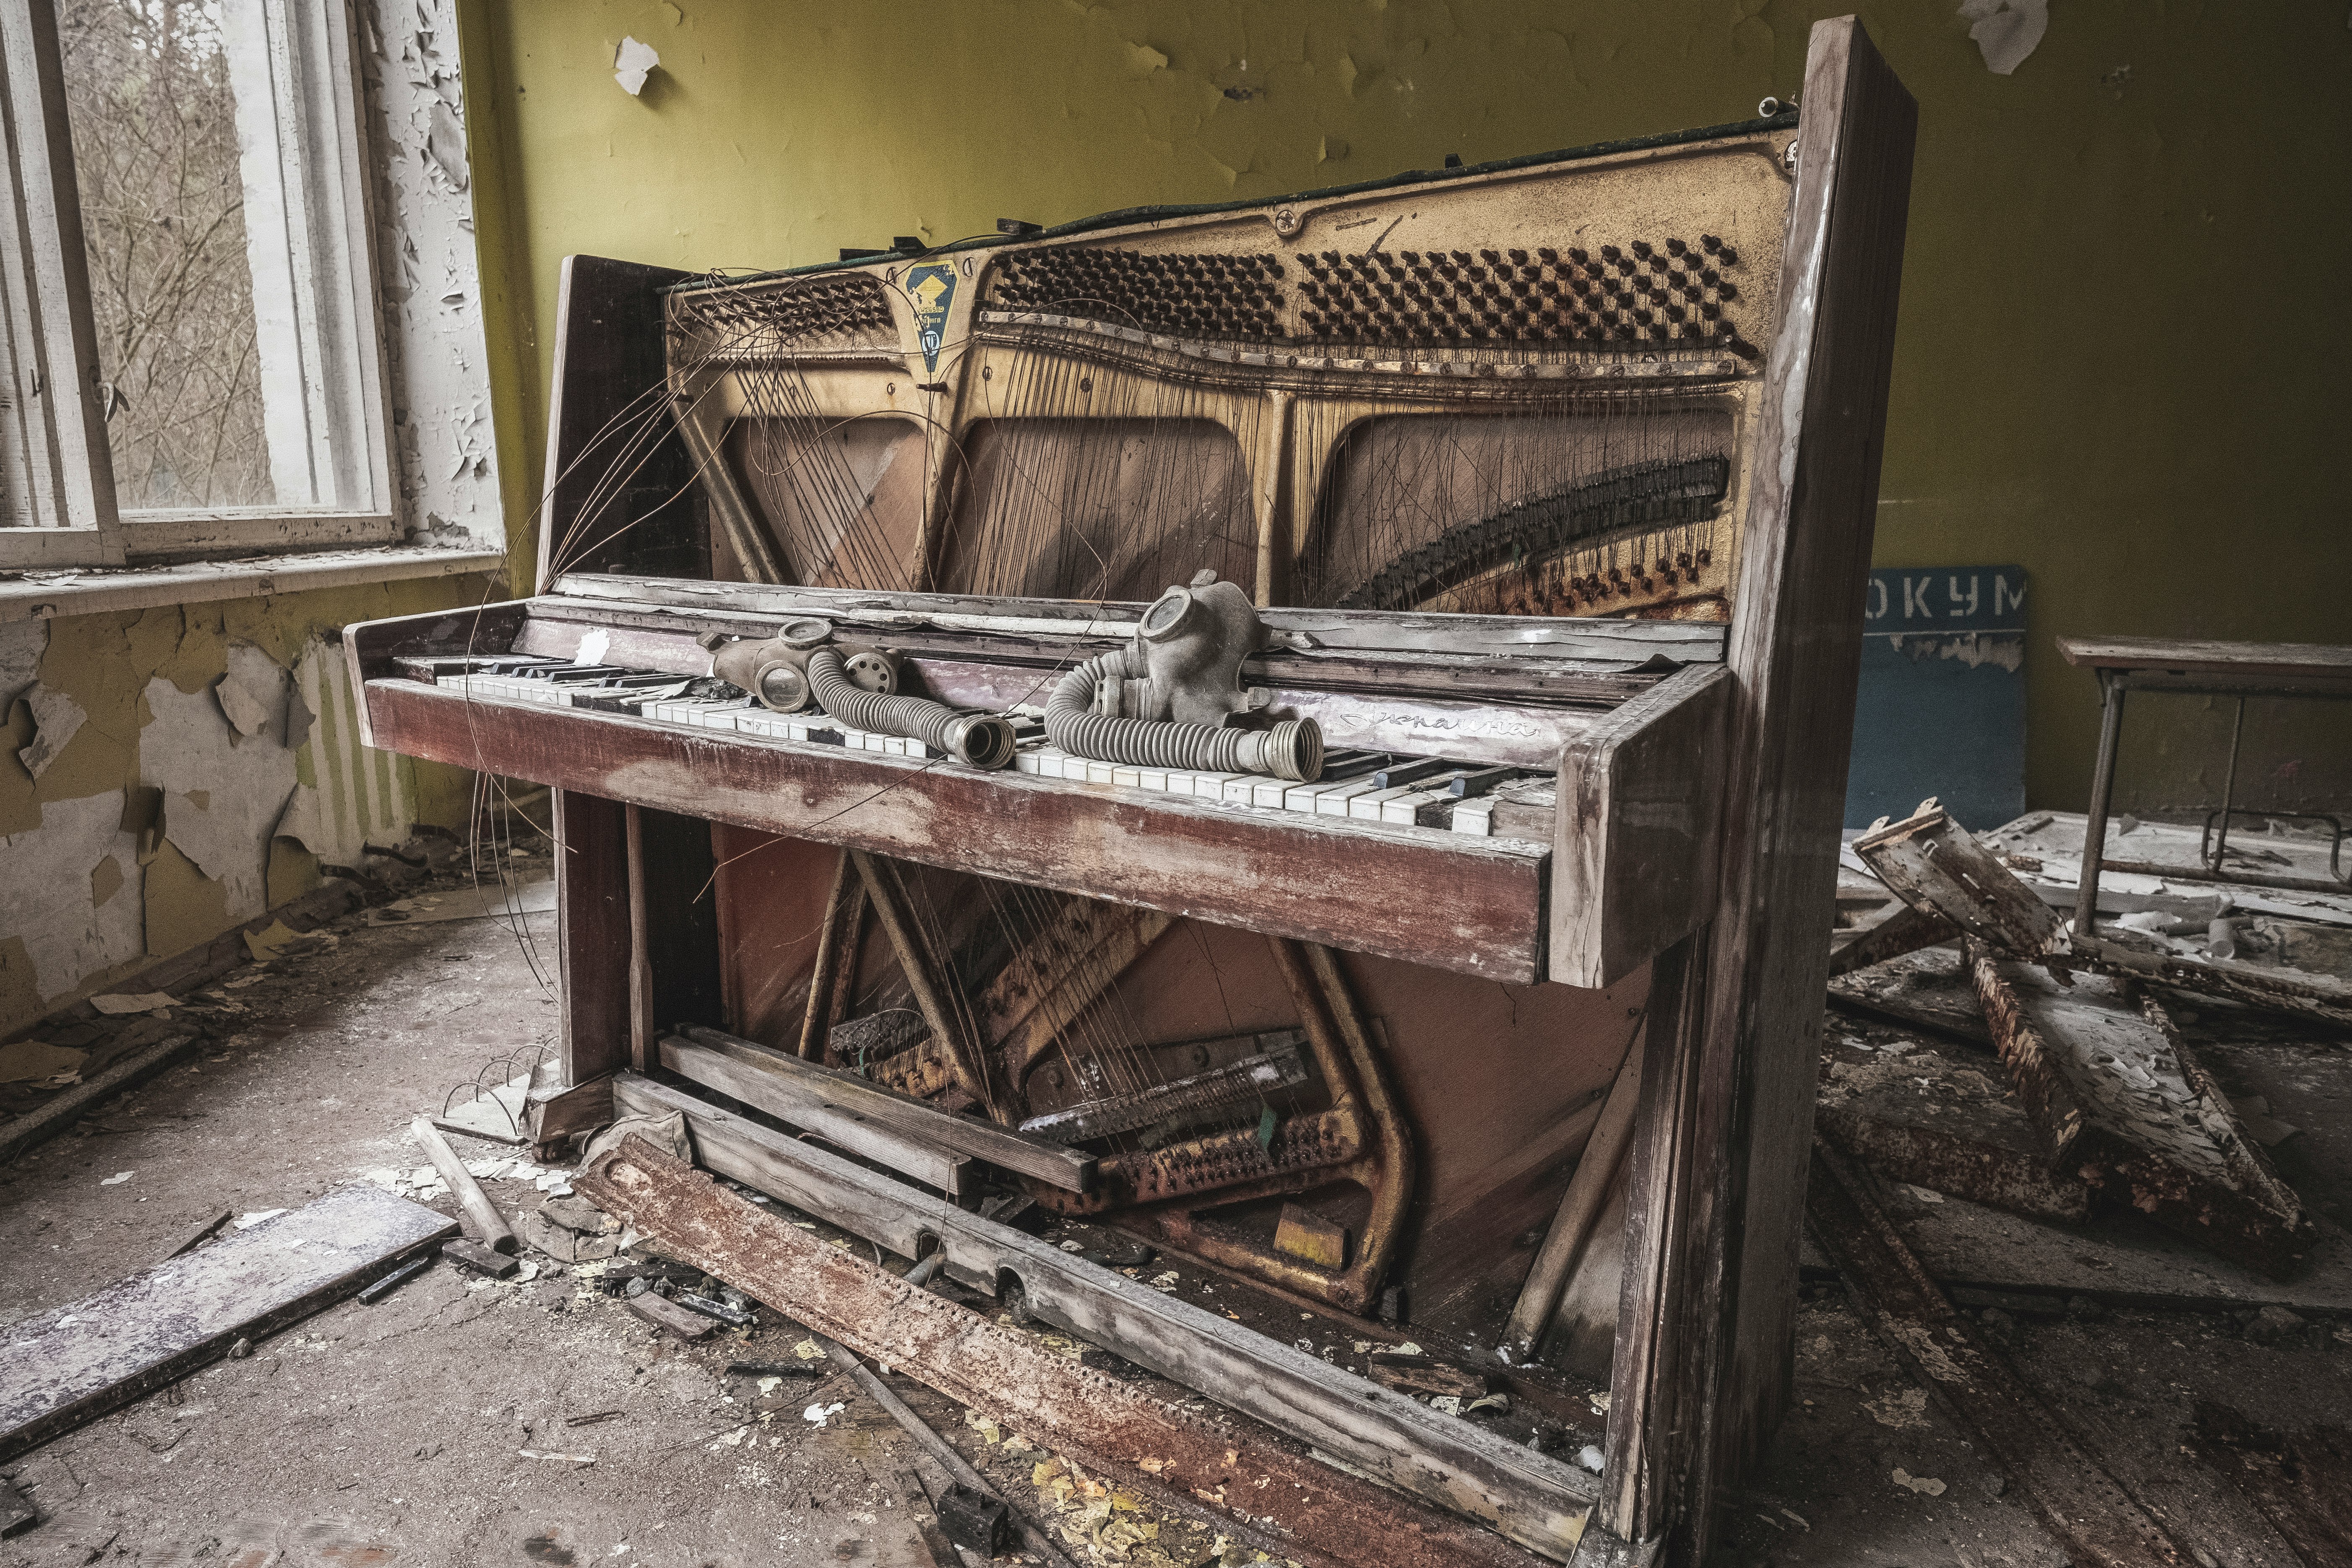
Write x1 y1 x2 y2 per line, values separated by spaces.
0 0 394 568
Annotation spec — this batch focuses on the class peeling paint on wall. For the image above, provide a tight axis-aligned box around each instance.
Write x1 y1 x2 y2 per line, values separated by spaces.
0 793 145 1001
276 633 417 869
141 665 298 925
359 0 504 550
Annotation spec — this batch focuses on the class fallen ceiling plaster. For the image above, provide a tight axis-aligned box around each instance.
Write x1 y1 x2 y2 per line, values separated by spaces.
0 792 146 1000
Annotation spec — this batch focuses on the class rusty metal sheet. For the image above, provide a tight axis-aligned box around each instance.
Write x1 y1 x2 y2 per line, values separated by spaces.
0 1185 454 1462
574 1134 1568 1568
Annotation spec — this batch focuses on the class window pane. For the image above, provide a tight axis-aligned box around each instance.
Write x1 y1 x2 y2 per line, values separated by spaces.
57 0 272 509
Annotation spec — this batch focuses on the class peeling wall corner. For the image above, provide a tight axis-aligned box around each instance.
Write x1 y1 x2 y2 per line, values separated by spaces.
358 0 505 555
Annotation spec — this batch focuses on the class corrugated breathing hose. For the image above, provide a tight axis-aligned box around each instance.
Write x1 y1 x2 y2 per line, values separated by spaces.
806 648 1016 770
1045 647 1322 781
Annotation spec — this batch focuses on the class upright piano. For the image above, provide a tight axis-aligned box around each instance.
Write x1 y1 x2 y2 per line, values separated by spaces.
349 21 1913 1565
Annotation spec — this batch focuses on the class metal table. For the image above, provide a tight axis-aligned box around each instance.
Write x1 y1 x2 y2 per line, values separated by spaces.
2058 636 2352 933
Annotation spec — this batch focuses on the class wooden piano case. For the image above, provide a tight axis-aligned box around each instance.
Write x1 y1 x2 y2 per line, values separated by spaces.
349 20 1912 1565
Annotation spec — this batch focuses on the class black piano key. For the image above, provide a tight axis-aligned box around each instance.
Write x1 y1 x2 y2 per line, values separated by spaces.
1445 766 1522 799
1371 755 1455 790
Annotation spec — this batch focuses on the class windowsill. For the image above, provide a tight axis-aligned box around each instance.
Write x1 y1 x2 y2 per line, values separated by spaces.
0 543 507 623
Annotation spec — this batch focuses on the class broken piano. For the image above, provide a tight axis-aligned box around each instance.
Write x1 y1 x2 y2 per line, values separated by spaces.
346 21 1914 1567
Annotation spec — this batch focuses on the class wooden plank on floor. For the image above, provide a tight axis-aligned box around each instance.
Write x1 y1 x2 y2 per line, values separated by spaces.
0 1185 456 1463
1805 1140 2189 1568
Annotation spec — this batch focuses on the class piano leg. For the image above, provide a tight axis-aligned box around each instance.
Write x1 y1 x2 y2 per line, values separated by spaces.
556 789 724 1088
555 789 633 1087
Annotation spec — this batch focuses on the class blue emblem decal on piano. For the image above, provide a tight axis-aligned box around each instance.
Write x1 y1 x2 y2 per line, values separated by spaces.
906 263 956 372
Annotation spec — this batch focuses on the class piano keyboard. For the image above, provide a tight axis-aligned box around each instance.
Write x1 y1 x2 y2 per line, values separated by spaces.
422 659 1555 841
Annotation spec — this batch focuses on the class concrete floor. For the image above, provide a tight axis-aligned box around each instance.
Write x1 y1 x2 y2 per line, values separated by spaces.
2 853 2346 1568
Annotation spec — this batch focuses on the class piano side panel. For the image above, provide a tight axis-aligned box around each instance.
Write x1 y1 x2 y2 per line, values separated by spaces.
363 680 1551 984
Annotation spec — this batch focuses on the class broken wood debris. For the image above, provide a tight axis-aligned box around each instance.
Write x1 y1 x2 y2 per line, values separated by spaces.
815 1334 1078 1568
440 1237 519 1279
0 1474 35 1538
355 1253 435 1305
573 1133 1572 1568
625 1289 718 1341
1815 1026 2091 1225
1854 801 2065 958
894 1467 959 1568
409 1115 516 1254
1972 948 2316 1277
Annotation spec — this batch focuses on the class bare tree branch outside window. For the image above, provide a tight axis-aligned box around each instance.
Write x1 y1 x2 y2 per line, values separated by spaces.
57 0 271 508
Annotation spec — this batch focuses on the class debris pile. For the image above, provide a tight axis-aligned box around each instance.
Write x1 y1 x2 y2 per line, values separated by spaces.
1832 801 2345 1277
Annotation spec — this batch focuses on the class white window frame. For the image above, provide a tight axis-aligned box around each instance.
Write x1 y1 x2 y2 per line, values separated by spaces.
0 0 399 570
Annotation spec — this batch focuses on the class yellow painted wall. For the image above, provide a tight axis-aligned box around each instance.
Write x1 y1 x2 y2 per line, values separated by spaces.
459 0 2351 815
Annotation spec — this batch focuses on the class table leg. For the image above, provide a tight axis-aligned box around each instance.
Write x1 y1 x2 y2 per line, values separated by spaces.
2203 698 2248 876
2075 674 2126 939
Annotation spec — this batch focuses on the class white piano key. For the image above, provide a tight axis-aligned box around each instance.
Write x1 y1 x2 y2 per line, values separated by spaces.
1349 783 1435 821
1248 777 1291 808
1451 796 1500 836
1082 759 1118 786
1281 779 1334 812
1136 766 1169 792
1380 772 1474 826
1313 779 1385 817
1220 776 1259 806
1110 764 1143 790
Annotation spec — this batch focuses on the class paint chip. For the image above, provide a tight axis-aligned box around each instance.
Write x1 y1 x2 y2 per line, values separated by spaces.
90 991 177 1015
1892 1467 1946 1496
1956 0 2048 75
100 1171 134 1186
614 36 659 95
16 684 87 778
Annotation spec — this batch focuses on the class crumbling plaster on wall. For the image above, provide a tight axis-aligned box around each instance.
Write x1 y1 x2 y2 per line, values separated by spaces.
0 578 480 1038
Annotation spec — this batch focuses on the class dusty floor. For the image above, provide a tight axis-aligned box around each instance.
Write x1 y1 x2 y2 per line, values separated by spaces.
1 854 2347 1568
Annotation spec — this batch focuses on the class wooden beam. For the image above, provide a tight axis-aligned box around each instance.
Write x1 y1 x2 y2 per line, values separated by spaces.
659 1035 970 1196
582 1100 1595 1563
672 1025 1093 1193
1601 19 1918 1561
